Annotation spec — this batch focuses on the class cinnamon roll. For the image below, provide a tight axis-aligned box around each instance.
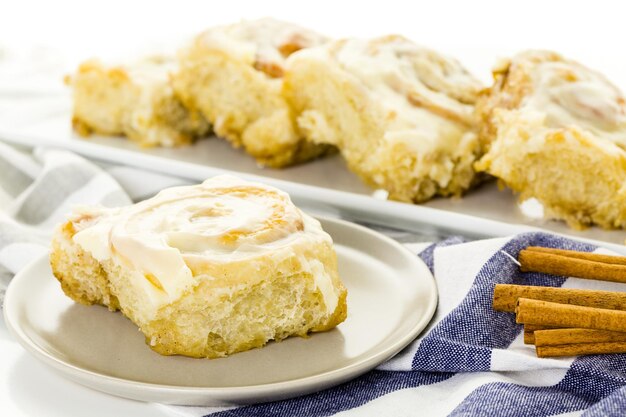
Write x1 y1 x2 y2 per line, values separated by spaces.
50 175 347 358
68 56 210 147
283 35 484 203
476 50 626 229
172 18 334 168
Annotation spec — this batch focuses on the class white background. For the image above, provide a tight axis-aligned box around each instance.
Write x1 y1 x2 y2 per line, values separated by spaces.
2 0 626 85
1 0 626 416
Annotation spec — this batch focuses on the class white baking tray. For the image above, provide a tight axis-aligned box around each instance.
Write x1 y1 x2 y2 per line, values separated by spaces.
1 95 625 253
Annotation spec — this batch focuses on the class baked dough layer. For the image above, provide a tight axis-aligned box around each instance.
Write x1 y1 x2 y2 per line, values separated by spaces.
50 175 347 358
172 18 333 167
476 50 626 229
284 35 483 202
69 56 210 147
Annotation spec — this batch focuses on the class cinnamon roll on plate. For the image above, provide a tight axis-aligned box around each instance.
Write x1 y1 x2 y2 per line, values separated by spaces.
50 175 347 358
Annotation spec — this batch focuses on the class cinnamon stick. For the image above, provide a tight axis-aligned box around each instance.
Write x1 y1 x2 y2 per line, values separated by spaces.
525 247 626 265
524 331 535 345
536 342 626 358
493 284 626 312
524 324 558 332
519 247 626 283
524 324 564 345
515 298 626 332
534 328 626 346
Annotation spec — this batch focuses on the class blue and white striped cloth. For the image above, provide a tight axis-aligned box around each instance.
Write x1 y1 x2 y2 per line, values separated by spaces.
180 235 626 417
2 142 626 417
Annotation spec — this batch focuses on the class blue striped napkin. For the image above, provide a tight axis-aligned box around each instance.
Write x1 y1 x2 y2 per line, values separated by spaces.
1 142 626 417
177 233 626 417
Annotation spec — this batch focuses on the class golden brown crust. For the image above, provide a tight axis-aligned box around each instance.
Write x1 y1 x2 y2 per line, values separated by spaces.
69 58 210 147
475 112 626 229
50 221 120 310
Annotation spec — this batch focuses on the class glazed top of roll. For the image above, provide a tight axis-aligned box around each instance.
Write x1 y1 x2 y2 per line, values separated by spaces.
191 18 328 78
490 50 626 148
288 35 483 154
68 175 333 311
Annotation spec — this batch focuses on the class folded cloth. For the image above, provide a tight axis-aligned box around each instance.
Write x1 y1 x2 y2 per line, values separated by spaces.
0 141 190 304
1 142 626 417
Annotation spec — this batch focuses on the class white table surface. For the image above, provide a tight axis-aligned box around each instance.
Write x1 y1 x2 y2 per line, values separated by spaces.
0 321 173 417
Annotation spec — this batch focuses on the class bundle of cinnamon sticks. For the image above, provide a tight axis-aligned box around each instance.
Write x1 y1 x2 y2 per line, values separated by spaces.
493 246 626 358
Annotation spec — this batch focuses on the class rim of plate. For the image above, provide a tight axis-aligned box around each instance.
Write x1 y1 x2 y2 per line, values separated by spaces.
3 216 438 396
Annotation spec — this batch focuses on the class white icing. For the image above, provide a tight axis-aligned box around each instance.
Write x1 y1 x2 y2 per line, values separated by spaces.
196 18 327 71
125 55 177 86
302 36 481 155
307 259 339 314
522 57 626 148
71 175 336 316
518 197 545 220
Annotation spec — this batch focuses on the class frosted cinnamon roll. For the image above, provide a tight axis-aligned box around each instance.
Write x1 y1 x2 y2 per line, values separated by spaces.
475 50 626 229
172 18 334 167
68 56 210 147
283 35 484 203
50 175 347 358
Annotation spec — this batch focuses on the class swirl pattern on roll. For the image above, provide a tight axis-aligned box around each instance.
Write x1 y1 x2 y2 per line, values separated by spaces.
485 50 626 147
69 175 332 310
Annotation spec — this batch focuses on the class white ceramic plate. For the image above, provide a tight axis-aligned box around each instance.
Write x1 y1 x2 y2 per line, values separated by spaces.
2 97 626 251
3 217 437 406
